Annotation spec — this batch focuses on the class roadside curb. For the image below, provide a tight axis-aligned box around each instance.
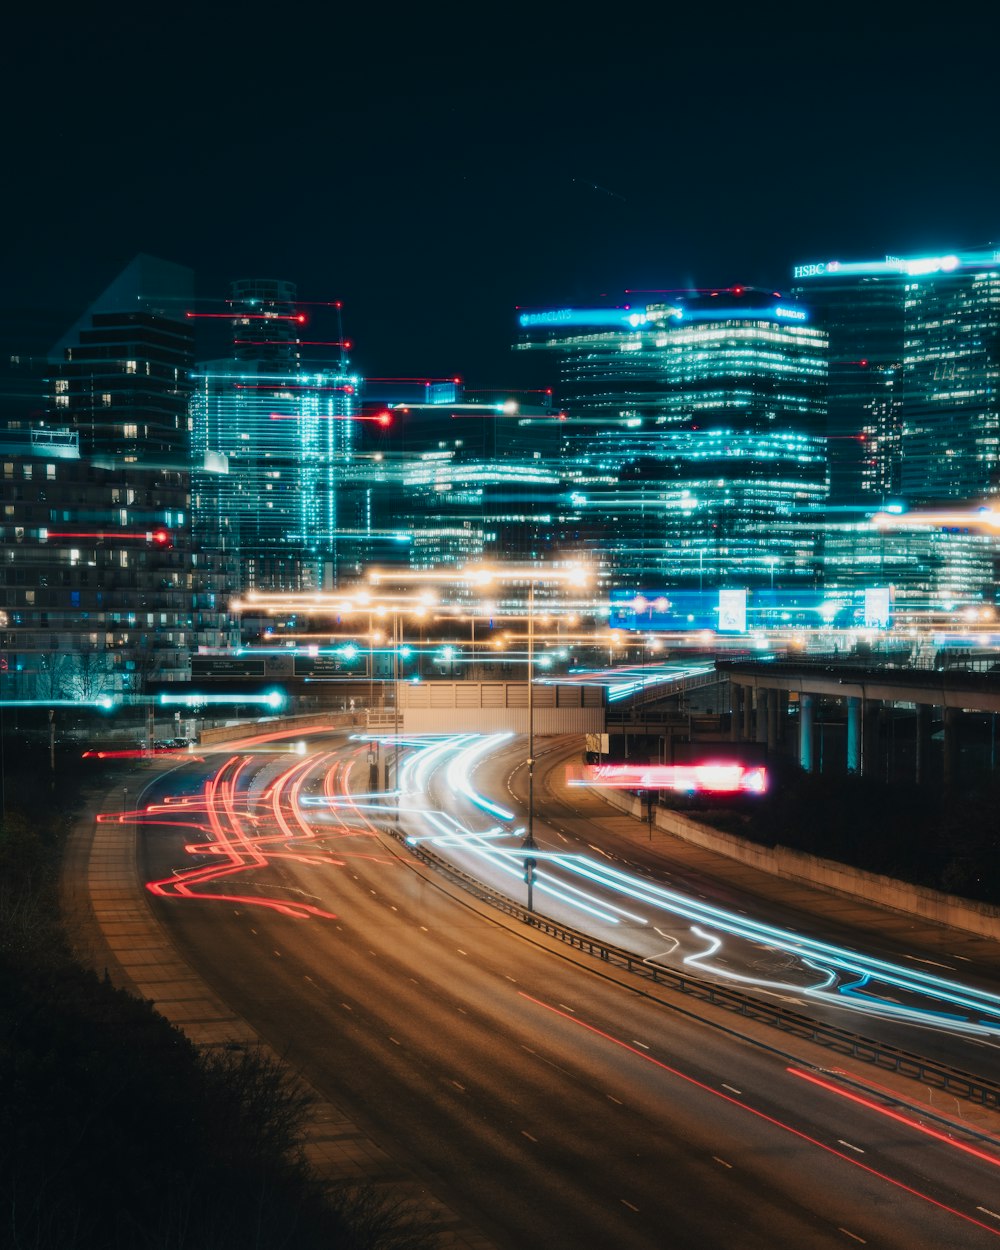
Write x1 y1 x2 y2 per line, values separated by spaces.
61 758 497 1250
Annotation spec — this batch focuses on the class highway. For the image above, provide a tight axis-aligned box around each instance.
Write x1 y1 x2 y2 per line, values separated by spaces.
128 730 1000 1248
409 732 1000 1078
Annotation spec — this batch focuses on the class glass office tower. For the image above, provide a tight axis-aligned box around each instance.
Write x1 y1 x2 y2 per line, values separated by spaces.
191 280 360 594
0 256 210 699
793 248 1000 506
516 290 829 588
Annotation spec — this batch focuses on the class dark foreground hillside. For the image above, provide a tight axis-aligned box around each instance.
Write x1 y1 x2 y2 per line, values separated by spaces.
0 737 432 1250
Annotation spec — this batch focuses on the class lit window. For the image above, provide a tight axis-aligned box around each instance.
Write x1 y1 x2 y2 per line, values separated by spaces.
125 360 138 374
102 393 112 407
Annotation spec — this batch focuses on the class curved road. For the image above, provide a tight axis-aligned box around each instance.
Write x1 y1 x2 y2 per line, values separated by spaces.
132 732 1000 1249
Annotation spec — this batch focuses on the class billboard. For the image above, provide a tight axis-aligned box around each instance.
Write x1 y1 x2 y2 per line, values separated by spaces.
717 589 747 633
568 761 768 794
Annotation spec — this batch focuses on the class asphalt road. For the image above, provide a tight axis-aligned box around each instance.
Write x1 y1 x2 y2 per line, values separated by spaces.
446 734 1000 1082
132 736 1000 1249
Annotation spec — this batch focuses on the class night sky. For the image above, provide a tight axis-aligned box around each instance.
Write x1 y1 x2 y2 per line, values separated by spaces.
4 8 1000 387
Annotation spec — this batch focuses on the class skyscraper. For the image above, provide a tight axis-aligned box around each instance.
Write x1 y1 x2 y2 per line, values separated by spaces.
792 248 1000 506
1 256 205 700
191 279 360 594
516 289 829 588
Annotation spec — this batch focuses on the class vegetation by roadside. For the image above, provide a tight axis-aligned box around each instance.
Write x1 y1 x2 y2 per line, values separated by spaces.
0 733 433 1250
664 758 1000 907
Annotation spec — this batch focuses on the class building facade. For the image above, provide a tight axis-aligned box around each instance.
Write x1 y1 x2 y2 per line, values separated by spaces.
793 248 1000 507
516 290 829 589
191 279 361 595
0 256 215 701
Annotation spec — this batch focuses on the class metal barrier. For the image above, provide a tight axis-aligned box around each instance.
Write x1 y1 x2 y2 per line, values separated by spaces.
381 819 1000 1110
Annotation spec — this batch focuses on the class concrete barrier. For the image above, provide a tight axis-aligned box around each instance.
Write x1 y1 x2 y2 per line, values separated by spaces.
595 787 1000 943
198 712 358 746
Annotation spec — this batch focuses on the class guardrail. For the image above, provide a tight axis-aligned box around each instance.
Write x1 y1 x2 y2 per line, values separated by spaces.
379 816 1000 1110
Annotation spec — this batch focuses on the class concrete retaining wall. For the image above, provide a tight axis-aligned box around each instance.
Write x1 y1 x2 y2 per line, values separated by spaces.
198 712 357 746
596 787 1000 943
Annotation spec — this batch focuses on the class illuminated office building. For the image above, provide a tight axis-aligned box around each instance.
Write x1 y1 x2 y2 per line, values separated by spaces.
191 279 360 594
350 389 567 572
793 248 1000 506
516 290 829 588
0 257 219 699
822 515 998 611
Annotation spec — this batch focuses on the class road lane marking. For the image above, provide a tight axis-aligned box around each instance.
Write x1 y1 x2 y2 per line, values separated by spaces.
978 1207 1000 1222
452 1081 465 1091
712 1156 732 1169
902 954 955 971
607 1095 622 1105
838 1229 866 1244
409 977 419 985
273 950 282 958
505 975 517 982
389 1037 401 1046
632 1040 649 1050
250 928 257 935
341 1003 353 1011
620 1199 639 1212
558 1003 575 1013
457 949 468 956
722 1084 742 1096
521 1130 537 1142
837 1140 865 1154
456 1007 467 1015
420 925 429 932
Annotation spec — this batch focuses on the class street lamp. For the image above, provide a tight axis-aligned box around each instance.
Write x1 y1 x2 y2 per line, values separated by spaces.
457 561 590 913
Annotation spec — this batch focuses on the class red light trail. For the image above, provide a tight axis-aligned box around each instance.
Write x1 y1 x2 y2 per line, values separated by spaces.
233 340 350 348
786 1067 1000 1169
521 992 1000 1240
46 529 171 545
186 311 308 323
127 729 395 921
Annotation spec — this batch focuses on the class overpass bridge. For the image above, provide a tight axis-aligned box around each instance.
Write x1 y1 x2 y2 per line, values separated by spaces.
720 659 1000 784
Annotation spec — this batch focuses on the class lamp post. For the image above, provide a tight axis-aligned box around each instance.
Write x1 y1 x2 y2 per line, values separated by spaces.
457 561 589 914
522 576 538 909
392 607 400 821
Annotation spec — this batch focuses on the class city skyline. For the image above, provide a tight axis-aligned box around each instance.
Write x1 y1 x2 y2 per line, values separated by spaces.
5 11 1000 382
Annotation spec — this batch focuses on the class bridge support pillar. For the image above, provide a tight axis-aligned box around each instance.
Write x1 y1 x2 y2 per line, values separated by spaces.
915 703 931 784
742 683 753 740
766 688 778 750
755 688 769 744
846 696 862 774
943 707 959 792
730 682 743 741
799 693 814 772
